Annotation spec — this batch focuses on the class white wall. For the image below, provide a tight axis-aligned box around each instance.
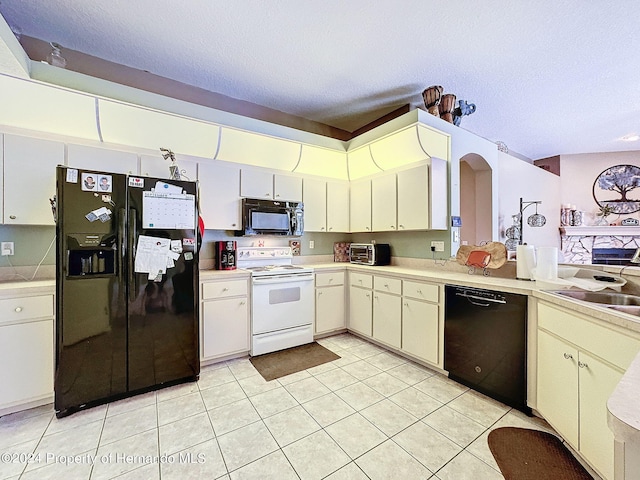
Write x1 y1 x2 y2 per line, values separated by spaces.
559 151 640 225
497 152 561 250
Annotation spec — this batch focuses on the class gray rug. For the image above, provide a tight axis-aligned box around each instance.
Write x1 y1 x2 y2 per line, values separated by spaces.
250 342 340 381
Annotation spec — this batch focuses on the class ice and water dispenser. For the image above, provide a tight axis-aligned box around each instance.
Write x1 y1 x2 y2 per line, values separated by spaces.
66 233 116 277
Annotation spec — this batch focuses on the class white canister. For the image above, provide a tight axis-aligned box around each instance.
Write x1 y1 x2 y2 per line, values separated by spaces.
536 247 558 280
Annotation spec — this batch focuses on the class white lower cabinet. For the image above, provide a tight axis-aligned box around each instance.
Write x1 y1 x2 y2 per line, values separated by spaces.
372 276 402 348
401 280 439 364
348 272 373 336
201 277 250 361
315 271 346 335
0 292 54 414
537 302 640 480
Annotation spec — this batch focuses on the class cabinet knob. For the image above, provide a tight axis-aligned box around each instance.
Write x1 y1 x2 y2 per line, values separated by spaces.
328 278 333 282
321 227 325 231
223 288 229 292
399 224 405 229
276 194 280 197
390 225 395 229
563 353 573 360
384 284 389 288
374 295 378 300
366 227 370 231
9 215 16 220
404 302 409 307
366 293 370 298
329 227 333 231
417 289 422 294
240 301 246 305
232 223 237 227
15 306 23 312
318 291 323 296
578 361 588 369
266 193 271 197
358 279 363 283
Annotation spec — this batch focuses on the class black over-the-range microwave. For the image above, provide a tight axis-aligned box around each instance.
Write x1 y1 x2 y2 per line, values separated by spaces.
237 198 304 236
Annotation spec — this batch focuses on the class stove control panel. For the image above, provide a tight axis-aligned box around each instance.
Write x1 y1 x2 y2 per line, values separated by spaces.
238 247 293 259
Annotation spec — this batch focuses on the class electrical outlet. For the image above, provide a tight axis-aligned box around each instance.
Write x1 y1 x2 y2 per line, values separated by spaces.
309 240 315 249
452 229 460 243
430 241 445 252
1 242 14 256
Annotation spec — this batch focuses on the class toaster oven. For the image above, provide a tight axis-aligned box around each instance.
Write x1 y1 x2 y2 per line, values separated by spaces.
349 243 391 266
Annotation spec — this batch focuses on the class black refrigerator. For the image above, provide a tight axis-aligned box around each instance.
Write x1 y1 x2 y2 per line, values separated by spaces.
54 166 200 417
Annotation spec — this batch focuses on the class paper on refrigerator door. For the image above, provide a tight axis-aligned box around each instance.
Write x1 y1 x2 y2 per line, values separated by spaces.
135 235 171 277
142 191 196 229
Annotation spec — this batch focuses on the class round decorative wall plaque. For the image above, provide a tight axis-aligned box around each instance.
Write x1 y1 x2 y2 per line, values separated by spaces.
592 164 640 214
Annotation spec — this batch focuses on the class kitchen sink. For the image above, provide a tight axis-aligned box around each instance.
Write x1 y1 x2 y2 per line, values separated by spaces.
549 290 640 306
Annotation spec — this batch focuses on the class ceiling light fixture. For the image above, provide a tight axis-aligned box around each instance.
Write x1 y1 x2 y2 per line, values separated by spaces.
621 134 640 142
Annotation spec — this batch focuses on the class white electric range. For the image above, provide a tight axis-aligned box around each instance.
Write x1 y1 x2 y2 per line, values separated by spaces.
237 247 315 356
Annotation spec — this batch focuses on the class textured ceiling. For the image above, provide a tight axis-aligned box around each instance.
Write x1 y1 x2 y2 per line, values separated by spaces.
0 0 639 160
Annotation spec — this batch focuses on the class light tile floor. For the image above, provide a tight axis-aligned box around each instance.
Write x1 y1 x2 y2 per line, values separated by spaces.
0 333 563 480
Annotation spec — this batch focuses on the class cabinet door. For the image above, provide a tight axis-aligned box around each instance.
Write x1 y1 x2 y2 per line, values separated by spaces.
327 181 350 232
373 291 401 348
303 177 327 232
397 164 428 230
350 179 371 232
67 144 138 175
240 169 273 199
202 298 249 359
372 174 397 231
274 174 302 201
0 320 53 407
316 285 346 334
4 134 63 225
402 299 439 364
579 351 622 480
140 154 198 181
199 162 242 230
537 330 579 447
349 286 372 336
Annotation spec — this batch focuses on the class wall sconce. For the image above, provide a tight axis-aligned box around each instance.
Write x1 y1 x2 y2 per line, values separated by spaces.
46 42 67 68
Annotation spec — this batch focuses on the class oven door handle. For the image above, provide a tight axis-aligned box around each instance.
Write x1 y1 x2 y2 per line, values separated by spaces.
252 275 314 285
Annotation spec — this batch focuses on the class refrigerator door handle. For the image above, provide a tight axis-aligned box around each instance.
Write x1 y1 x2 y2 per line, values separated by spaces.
128 208 138 302
118 208 127 280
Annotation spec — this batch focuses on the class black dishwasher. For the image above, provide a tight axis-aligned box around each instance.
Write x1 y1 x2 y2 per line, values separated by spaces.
444 285 529 413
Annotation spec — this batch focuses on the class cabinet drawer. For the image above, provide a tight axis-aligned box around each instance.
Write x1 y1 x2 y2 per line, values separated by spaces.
403 281 439 303
374 276 402 295
316 271 345 287
538 302 640 370
350 272 373 289
0 295 53 325
202 279 248 300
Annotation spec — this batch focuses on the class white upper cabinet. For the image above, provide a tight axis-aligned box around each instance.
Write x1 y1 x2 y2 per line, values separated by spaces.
372 174 397 231
240 168 302 201
139 154 198 181
0 75 100 142
327 181 350 232
3 134 63 225
67 144 138 175
303 177 327 232
97 100 220 158
198 161 242 231
350 179 372 232
274 173 303 201
397 161 448 231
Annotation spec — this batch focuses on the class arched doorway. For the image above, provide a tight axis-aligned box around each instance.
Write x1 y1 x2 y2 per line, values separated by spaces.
460 153 492 246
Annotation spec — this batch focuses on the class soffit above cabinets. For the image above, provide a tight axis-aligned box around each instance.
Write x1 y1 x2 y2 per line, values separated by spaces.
369 124 449 171
0 75 100 141
293 144 348 180
97 99 220 158
215 126 301 171
347 146 382 180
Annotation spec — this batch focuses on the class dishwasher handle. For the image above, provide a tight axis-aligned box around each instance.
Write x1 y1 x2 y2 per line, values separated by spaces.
455 291 507 306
